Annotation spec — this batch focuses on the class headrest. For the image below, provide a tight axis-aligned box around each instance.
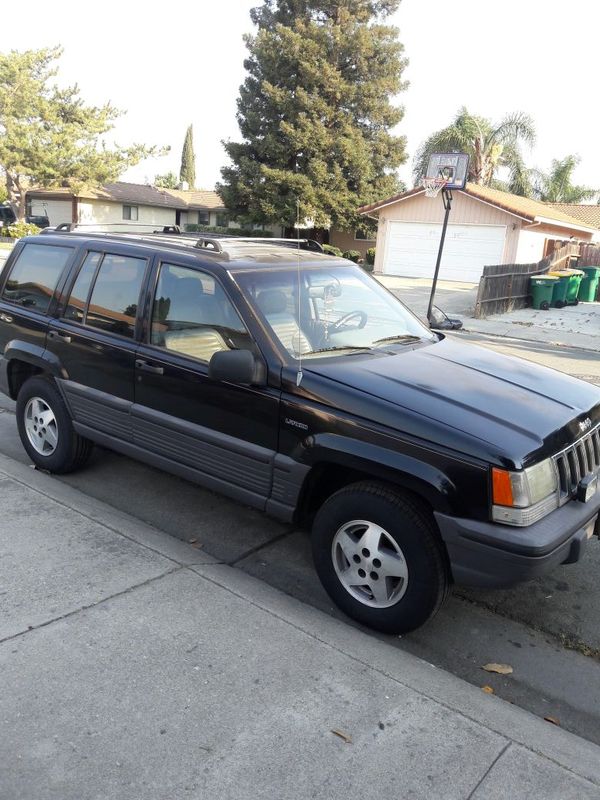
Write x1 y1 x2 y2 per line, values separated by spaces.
257 290 288 315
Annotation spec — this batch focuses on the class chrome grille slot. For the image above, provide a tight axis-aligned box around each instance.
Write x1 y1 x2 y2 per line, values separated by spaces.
553 422 600 503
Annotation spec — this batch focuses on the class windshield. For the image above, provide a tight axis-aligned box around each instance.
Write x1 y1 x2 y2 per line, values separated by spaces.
235 264 436 359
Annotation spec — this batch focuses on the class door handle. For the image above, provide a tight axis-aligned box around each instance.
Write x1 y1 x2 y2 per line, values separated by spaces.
48 330 72 343
0 313 13 323
135 359 164 375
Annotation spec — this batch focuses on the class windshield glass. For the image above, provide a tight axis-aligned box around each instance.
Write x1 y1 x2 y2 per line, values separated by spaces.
235 264 436 359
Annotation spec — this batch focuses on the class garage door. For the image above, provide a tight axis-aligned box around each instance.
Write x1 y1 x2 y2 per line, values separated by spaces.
383 221 506 283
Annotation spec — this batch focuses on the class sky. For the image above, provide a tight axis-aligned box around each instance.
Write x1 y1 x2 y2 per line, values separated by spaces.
2 0 599 195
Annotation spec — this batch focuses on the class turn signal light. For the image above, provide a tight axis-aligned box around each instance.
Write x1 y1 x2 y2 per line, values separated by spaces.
492 468 514 507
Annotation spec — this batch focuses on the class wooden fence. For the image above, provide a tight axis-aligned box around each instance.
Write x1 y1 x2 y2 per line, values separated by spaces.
474 242 580 318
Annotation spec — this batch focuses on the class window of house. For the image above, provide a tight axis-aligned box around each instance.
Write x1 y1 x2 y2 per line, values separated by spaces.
215 212 229 228
151 263 252 362
355 229 376 241
198 210 210 226
1 244 73 313
123 205 139 221
83 254 147 338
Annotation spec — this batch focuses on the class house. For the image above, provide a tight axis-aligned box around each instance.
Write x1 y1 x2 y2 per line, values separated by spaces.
359 184 599 282
545 203 600 243
26 182 253 231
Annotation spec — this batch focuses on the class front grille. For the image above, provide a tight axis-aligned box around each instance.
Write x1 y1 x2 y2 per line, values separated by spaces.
553 422 600 503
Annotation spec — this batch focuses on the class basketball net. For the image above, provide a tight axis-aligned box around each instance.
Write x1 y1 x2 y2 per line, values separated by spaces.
422 177 448 198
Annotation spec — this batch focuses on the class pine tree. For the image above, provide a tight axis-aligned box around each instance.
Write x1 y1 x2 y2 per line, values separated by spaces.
0 47 165 221
180 125 196 188
219 0 407 231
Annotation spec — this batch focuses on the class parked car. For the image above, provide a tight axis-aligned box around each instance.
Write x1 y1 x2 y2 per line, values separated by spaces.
0 205 50 229
0 230 598 633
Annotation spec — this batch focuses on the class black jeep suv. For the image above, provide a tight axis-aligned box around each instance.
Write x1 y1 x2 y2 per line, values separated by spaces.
1 230 599 633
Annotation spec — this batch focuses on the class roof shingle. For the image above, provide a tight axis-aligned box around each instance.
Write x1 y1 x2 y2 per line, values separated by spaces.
27 182 225 211
359 183 598 232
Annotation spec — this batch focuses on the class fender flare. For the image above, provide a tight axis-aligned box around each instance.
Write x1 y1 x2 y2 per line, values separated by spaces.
297 433 457 514
3 340 67 397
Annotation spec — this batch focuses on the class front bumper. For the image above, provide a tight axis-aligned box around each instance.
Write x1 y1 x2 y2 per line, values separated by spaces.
435 491 600 588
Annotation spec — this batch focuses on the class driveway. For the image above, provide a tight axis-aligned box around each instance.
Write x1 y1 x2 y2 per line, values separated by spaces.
377 274 600 352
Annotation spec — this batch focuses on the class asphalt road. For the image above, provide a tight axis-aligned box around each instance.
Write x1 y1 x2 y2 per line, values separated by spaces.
1 330 600 744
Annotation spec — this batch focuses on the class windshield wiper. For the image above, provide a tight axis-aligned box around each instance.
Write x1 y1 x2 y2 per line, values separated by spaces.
303 346 373 355
373 334 423 345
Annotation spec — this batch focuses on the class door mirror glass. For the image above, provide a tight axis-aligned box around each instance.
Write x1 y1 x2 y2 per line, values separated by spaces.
208 349 266 386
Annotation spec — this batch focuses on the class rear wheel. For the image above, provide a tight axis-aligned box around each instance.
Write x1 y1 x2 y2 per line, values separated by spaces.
16 377 92 473
312 482 449 634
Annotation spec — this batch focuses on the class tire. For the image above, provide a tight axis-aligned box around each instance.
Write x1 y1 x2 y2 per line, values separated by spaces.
540 301 550 311
554 301 566 309
312 481 449 634
16 376 93 474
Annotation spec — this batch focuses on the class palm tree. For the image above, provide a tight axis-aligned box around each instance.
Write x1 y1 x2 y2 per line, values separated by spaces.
412 107 536 189
531 155 597 203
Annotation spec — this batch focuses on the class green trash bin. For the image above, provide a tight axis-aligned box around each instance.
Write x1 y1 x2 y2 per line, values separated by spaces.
578 266 600 302
547 270 570 308
529 275 558 310
563 269 584 304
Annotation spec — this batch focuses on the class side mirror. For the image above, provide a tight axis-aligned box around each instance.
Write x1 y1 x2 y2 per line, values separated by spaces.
208 349 266 386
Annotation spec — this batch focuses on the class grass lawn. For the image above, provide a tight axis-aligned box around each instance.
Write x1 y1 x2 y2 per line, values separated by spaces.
0 242 14 250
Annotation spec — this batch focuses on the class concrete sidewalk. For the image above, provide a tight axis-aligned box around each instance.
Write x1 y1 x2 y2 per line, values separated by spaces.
377 274 600 353
2 451 600 799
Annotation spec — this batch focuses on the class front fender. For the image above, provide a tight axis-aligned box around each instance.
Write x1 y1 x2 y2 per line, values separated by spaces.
300 432 457 513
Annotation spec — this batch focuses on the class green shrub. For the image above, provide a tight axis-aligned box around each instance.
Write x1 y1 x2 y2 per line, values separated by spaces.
184 224 273 237
323 244 343 257
1 221 41 239
365 247 376 266
342 249 361 263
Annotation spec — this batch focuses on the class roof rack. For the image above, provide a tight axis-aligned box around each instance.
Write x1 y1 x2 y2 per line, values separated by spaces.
41 224 326 257
50 223 183 234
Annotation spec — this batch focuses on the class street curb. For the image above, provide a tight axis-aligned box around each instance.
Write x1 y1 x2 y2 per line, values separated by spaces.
0 450 599 787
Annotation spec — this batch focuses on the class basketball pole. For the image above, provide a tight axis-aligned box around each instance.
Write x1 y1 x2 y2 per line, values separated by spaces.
426 187 452 325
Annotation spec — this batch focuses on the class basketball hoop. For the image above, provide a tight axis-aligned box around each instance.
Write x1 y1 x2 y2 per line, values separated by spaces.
422 177 448 198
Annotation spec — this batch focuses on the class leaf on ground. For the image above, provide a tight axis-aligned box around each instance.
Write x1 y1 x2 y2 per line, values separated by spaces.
188 538 197 543
331 728 352 744
544 716 560 726
191 542 203 549
481 685 495 694
482 663 513 675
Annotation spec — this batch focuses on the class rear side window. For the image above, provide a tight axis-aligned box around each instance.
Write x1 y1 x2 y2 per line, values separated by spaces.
2 244 72 313
85 254 146 338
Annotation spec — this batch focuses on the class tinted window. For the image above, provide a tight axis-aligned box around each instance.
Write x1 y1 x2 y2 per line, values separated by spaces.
64 252 102 322
85 254 146 338
2 244 72 313
151 264 253 362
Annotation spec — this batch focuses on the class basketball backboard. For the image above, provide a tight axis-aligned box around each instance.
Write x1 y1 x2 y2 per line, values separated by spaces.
424 153 469 190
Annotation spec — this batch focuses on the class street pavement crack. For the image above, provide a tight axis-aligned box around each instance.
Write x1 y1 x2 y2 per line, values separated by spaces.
228 526 297 566
0 566 183 645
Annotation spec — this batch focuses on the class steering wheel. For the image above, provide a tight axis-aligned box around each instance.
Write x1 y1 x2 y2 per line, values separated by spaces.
331 310 368 331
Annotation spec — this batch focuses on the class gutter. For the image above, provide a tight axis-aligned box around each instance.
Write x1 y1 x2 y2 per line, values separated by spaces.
532 215 597 235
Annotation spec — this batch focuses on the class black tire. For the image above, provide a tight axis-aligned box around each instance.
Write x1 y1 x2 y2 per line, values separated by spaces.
312 481 449 634
540 300 550 311
16 376 93 474
554 300 566 309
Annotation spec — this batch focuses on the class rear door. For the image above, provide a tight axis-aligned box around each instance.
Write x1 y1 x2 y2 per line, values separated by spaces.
48 246 150 442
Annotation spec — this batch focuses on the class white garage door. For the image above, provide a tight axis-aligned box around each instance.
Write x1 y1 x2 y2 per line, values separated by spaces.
384 221 506 283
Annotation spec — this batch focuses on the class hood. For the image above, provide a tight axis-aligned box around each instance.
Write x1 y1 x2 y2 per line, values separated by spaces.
304 337 600 468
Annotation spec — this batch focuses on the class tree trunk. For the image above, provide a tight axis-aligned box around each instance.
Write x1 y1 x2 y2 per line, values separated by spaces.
6 173 27 222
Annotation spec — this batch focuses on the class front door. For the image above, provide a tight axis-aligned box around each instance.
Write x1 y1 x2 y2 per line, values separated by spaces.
133 260 280 508
48 248 150 441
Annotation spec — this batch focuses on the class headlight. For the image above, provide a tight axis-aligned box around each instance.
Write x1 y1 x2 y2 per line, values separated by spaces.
491 459 558 526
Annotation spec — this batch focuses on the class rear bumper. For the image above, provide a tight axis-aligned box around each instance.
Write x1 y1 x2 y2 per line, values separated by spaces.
435 493 600 588
0 355 9 398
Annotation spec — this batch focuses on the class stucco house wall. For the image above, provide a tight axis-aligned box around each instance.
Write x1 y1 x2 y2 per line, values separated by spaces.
77 200 176 227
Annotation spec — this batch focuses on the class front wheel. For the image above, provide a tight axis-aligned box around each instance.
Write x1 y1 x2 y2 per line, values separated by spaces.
312 482 449 634
16 376 93 473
